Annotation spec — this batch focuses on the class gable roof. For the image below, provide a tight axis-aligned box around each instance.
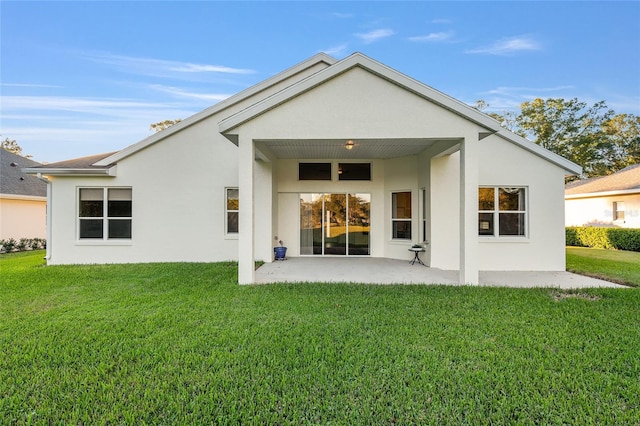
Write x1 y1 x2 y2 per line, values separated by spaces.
219 52 502 134
565 163 640 197
91 53 336 167
1 149 47 198
219 52 581 175
25 52 581 176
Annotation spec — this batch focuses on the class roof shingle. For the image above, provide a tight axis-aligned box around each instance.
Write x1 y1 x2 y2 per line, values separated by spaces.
565 163 640 195
0 149 47 197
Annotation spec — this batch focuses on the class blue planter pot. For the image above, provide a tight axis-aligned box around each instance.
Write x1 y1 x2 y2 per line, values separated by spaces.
274 246 287 260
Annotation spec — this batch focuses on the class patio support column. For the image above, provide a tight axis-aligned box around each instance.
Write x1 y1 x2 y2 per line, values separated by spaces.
459 135 480 284
238 134 255 284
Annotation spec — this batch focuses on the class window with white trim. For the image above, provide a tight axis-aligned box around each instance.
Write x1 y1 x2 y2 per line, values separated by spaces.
392 191 411 240
478 187 526 237
226 188 239 234
79 188 132 239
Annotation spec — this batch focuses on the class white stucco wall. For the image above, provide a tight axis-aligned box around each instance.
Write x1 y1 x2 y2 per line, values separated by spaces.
47 122 240 265
566 193 640 228
476 135 568 271
0 197 47 239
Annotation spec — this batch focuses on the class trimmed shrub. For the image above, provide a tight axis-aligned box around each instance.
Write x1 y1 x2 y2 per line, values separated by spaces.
566 227 640 252
0 238 46 253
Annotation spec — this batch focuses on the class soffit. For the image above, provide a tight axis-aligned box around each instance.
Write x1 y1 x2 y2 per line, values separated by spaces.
258 138 447 159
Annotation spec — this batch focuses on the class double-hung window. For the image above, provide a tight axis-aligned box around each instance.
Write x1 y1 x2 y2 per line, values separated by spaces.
478 187 526 237
79 188 132 239
226 188 239 234
392 191 412 240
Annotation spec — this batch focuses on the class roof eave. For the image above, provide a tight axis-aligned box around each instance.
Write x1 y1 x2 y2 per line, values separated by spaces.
23 166 117 177
565 188 640 199
0 193 47 201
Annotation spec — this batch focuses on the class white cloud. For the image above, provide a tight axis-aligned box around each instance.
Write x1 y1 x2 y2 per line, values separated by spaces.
474 85 576 111
3 95 162 116
408 31 454 43
84 53 256 78
169 63 255 74
321 44 349 56
148 85 231 102
466 36 542 55
355 28 395 44
1 83 63 88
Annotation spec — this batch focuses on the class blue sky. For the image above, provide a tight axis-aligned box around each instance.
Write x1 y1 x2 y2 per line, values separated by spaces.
2 1 639 163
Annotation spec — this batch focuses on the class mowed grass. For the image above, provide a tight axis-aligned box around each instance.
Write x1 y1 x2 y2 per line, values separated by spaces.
567 246 640 287
1 251 639 424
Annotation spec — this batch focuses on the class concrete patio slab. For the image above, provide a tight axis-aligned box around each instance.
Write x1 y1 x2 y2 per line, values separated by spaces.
255 257 626 289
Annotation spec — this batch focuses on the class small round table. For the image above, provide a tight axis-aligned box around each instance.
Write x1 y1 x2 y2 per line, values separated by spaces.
408 247 426 266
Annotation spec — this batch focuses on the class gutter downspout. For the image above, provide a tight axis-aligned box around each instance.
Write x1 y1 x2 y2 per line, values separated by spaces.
37 173 52 261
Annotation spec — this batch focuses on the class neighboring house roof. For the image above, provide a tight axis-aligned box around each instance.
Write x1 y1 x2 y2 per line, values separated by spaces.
0 149 47 198
23 151 117 176
565 163 640 198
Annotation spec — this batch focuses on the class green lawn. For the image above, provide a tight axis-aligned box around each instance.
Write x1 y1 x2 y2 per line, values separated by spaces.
567 246 640 287
1 251 639 424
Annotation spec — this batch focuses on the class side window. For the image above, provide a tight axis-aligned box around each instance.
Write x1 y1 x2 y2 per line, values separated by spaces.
392 191 411 240
79 188 132 239
479 187 526 237
226 188 239 234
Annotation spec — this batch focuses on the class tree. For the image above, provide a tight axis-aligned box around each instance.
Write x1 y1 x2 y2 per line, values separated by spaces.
472 100 518 132
473 98 639 178
149 119 182 133
599 113 640 174
1 136 31 158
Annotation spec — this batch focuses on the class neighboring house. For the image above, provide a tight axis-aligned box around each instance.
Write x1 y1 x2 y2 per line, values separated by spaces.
25 52 581 284
1 149 47 239
565 163 640 228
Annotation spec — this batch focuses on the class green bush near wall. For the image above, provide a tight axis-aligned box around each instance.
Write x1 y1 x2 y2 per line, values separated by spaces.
566 227 640 252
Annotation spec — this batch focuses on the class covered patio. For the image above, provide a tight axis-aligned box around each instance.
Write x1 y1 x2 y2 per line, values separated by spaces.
255 257 624 288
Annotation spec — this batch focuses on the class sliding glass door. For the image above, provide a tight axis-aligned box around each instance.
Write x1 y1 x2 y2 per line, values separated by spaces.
300 193 370 256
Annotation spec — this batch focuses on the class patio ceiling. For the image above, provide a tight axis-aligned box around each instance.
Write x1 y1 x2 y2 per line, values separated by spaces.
256 138 460 160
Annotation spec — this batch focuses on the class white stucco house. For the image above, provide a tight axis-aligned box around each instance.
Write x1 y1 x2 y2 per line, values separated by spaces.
25 53 581 284
565 163 640 228
1 149 47 240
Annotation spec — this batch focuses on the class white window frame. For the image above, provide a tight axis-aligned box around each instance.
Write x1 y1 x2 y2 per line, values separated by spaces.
77 187 132 243
225 187 239 237
391 190 412 240
478 186 528 238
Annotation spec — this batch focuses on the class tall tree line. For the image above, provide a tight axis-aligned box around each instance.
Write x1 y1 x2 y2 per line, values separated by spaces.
476 98 640 179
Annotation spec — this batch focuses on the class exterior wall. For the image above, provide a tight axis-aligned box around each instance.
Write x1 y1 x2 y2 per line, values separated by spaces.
47 121 240 265
0 196 47 239
235 68 482 141
566 193 640 228
476 135 567 271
